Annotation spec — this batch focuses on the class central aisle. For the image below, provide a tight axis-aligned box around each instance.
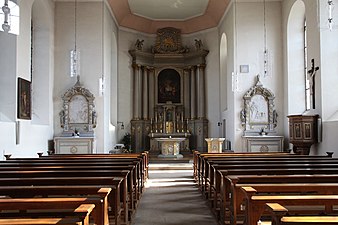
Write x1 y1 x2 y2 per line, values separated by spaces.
131 163 218 225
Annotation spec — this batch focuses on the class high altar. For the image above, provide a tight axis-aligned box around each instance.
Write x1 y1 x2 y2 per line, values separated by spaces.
129 27 209 154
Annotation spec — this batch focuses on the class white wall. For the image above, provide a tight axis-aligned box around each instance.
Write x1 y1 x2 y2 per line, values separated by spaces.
219 5 236 150
0 0 55 158
317 0 338 156
183 29 221 138
218 1 284 151
54 2 110 152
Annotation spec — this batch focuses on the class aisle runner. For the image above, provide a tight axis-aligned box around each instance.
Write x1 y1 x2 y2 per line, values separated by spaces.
132 166 218 225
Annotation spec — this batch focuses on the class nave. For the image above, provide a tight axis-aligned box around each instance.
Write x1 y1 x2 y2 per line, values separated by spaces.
132 162 218 225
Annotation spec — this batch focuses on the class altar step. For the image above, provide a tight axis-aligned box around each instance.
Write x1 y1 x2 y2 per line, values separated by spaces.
148 162 193 170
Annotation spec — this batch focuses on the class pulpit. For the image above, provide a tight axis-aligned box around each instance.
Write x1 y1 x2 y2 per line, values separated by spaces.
288 114 319 155
155 137 186 158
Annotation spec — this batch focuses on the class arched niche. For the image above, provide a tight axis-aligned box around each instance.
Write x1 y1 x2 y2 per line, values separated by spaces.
241 75 277 135
59 77 97 137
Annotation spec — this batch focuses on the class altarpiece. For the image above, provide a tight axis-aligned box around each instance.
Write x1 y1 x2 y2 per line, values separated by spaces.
129 27 209 154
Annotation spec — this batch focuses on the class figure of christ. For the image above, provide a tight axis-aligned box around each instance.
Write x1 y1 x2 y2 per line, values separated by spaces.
307 58 319 109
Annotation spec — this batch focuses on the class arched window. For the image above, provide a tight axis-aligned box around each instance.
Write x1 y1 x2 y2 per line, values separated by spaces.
0 0 19 35
287 0 306 114
220 33 228 112
303 21 310 110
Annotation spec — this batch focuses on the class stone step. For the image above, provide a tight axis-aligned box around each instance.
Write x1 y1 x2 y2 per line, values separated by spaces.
149 162 193 170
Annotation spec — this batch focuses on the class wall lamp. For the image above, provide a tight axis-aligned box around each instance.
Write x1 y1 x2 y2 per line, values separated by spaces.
117 121 124 130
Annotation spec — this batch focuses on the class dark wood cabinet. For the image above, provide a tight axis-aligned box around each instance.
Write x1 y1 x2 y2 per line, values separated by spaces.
287 114 319 155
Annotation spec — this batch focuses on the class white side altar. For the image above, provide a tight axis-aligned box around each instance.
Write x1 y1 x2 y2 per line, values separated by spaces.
155 137 185 158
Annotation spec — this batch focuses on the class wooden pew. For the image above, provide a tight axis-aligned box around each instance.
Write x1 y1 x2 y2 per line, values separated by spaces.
0 186 110 224
4 157 146 196
203 156 338 195
38 152 149 180
0 176 125 225
0 160 141 211
267 203 338 225
0 204 95 225
205 158 338 224
240 190 338 225
197 154 333 193
0 198 103 225
217 168 338 225
0 153 148 225
210 162 338 215
0 217 87 225
220 175 338 225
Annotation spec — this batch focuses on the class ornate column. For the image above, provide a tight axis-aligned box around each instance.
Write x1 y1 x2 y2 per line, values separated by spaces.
184 68 191 119
196 64 206 119
148 67 155 119
142 67 149 120
132 64 142 120
190 66 196 119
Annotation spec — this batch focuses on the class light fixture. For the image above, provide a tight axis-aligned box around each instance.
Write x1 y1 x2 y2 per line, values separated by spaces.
117 121 124 130
232 0 239 92
99 0 105 96
70 0 80 78
328 0 333 31
2 0 10 32
263 0 269 77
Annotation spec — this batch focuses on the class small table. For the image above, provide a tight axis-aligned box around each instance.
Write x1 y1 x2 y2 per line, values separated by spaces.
155 137 185 158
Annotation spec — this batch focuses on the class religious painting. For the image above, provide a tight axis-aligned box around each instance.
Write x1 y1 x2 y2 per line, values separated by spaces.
17 78 31 120
69 95 89 124
294 123 301 139
248 95 268 124
158 69 181 103
304 123 312 139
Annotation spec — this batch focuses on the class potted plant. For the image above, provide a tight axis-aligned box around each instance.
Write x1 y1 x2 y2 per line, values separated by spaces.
121 132 132 153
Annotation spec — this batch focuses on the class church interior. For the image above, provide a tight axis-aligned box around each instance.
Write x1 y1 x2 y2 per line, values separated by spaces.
1 0 338 224
1 0 338 157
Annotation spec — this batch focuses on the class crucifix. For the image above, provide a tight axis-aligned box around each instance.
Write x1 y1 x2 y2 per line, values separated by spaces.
307 58 319 109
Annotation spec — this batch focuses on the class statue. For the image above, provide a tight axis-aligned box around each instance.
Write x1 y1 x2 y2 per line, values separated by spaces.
240 109 246 125
59 110 65 127
273 110 278 127
194 39 203 50
92 111 97 128
135 39 144 51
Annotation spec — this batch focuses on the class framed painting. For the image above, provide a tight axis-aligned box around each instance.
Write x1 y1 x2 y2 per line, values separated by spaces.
17 77 31 120
158 68 181 104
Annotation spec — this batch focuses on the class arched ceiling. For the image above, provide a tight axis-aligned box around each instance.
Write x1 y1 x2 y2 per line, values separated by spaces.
107 0 230 34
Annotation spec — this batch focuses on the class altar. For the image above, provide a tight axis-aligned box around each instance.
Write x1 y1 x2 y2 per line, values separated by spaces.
155 137 186 158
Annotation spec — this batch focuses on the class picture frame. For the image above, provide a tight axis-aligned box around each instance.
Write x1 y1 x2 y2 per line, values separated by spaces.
17 77 31 120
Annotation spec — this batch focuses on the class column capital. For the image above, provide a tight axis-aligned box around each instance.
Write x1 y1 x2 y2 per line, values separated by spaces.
196 64 206 69
132 63 142 69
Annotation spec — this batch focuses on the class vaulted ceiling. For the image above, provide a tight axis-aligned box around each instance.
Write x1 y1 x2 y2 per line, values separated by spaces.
107 0 230 34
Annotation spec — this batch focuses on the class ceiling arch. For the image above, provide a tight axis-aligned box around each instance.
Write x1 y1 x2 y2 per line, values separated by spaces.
107 0 230 34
